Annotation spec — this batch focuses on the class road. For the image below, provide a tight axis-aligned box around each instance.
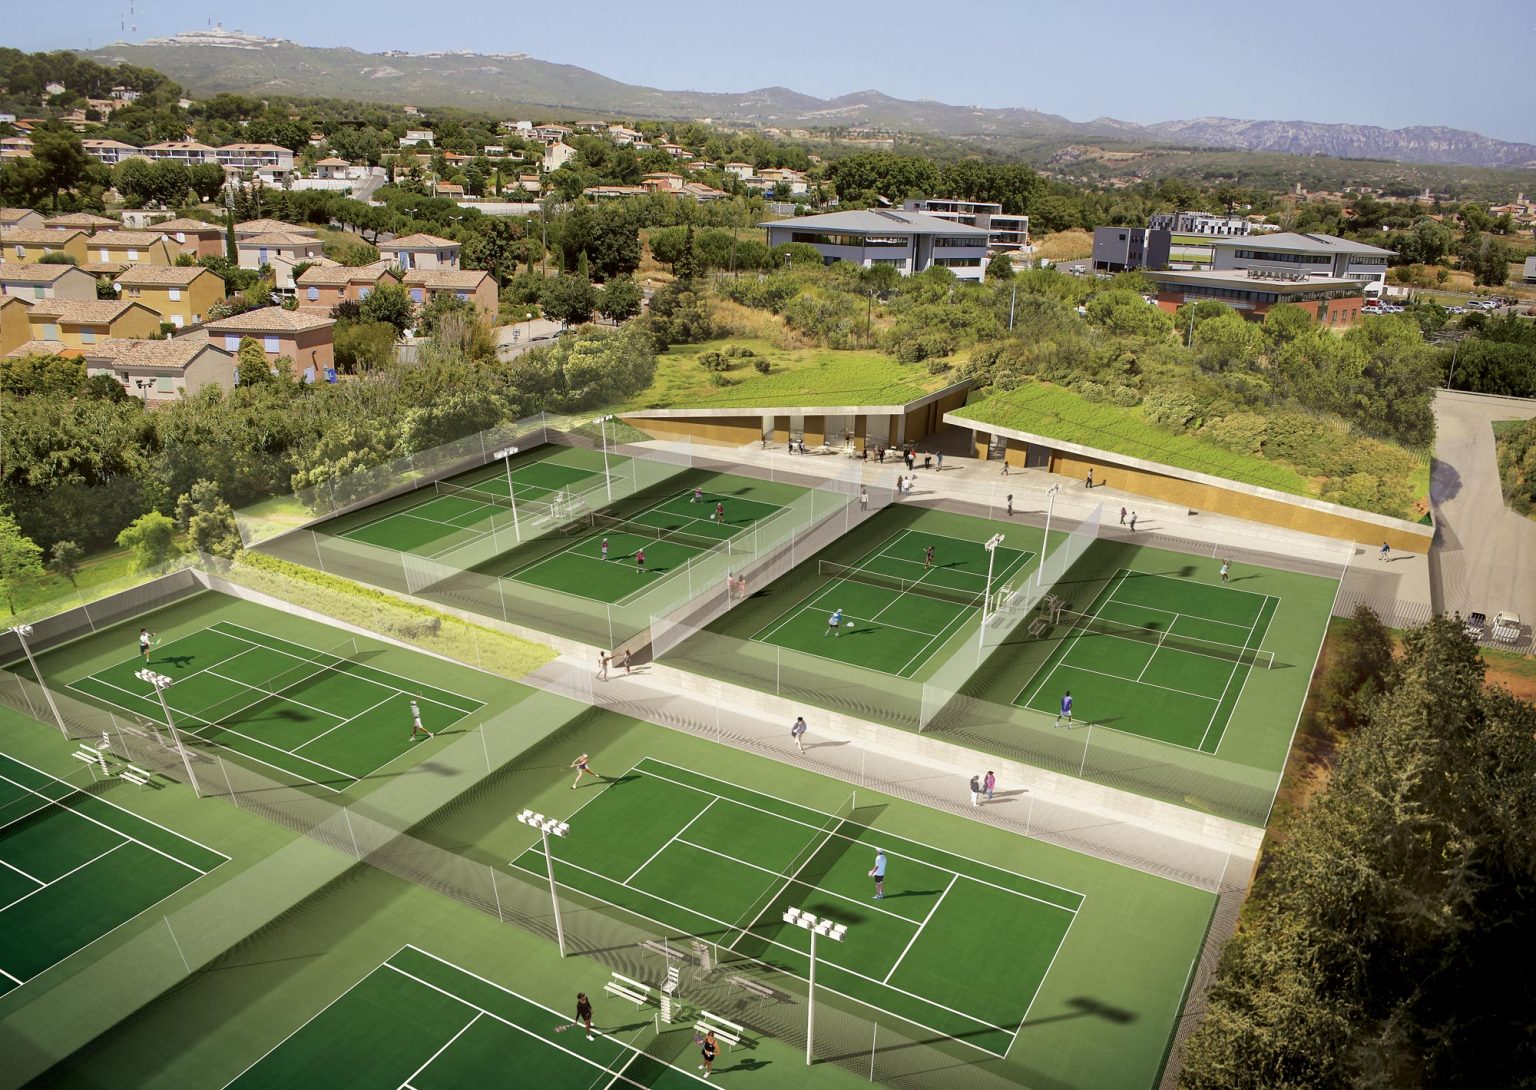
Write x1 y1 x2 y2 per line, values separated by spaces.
1431 389 1536 637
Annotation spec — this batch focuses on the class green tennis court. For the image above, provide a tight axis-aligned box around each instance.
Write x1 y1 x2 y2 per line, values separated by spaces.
507 488 786 605
67 621 483 790
226 944 695 1089
0 750 226 997
751 528 1034 679
1014 569 1279 752
334 451 614 558
511 759 1078 1057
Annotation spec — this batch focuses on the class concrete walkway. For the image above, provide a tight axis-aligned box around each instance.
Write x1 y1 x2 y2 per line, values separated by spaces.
1432 389 1536 634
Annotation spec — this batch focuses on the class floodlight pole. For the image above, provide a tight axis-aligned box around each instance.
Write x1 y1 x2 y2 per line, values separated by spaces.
783 907 847 1065
494 446 522 543
979 534 1005 665
1037 484 1062 590
594 415 615 503
135 669 201 798
516 810 570 956
12 625 66 737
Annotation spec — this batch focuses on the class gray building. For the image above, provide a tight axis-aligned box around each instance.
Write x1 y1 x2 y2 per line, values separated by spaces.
1523 256 1536 284
1092 226 1171 273
903 198 1030 251
761 209 988 281
1207 232 1394 286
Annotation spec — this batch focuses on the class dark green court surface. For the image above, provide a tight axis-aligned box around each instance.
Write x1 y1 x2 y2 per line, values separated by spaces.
752 528 1034 679
225 945 697 1089
68 621 483 790
511 759 1078 1057
0 750 226 997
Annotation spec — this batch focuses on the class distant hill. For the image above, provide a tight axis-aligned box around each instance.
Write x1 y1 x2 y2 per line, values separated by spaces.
83 28 1536 170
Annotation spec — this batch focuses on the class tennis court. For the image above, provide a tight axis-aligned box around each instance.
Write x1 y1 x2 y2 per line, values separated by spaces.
512 759 1079 1057
226 945 698 1089
1014 569 1279 752
751 528 1034 679
0 750 226 997
68 621 483 790
506 487 787 605
336 451 615 558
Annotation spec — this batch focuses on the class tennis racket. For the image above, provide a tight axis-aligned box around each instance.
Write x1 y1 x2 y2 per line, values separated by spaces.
554 1021 578 1033
845 621 855 628
153 636 162 647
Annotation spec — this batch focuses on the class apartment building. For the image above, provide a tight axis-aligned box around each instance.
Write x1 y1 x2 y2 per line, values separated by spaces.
1148 211 1254 269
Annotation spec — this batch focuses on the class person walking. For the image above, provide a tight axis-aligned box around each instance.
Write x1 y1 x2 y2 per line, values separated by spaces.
1220 559 1231 584
597 651 609 681
923 452 932 470
984 770 996 802
869 848 887 899
1055 690 1073 728
1128 511 1137 533
969 773 981 807
1001 459 1010 476
826 608 845 637
936 451 945 471
859 486 868 512
620 648 632 675
570 753 604 789
1119 506 1127 526
699 1029 718 1078
791 715 808 755
576 992 595 1041
409 699 434 741
1006 493 1014 517
1085 467 1094 489
1379 541 1390 562
905 449 915 472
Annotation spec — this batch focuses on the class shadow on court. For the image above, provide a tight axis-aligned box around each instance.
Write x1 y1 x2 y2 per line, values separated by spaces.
1021 995 1137 1028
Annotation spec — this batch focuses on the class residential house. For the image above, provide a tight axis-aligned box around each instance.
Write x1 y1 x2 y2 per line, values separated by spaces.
86 230 176 268
296 261 401 312
724 162 755 181
748 168 809 196
235 218 317 241
380 233 461 271
0 137 34 160
1523 256 1536 285
657 143 693 160
81 138 143 166
24 298 162 348
480 145 506 157
760 209 988 281
45 212 119 234
1207 232 1395 287
400 129 435 148
0 263 98 301
608 126 643 146
313 157 351 179
203 308 336 382
642 173 685 193
402 268 497 326
905 199 1029 252
0 209 45 231
153 217 226 259
534 124 573 144
583 185 648 200
543 142 578 171
84 337 236 402
435 182 465 199
680 182 728 202
234 232 325 292
1 228 87 264
113 265 226 329
0 296 35 356
514 175 542 196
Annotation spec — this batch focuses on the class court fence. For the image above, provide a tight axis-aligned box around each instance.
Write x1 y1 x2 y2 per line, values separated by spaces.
2 583 1033 1090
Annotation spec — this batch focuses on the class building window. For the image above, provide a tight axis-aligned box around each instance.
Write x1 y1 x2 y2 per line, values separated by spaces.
307 287 319 301
263 336 280 353
43 324 58 340
172 315 184 328
224 335 240 351
127 249 139 260
33 286 44 299
455 291 468 301
359 287 371 299
410 288 424 303
168 288 181 301
81 328 96 344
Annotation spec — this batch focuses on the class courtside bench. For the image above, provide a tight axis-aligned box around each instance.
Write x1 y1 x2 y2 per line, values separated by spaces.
603 971 652 1010
695 1011 750 1051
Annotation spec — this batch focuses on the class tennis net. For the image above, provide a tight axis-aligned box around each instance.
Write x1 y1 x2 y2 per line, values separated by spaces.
1054 609 1274 669
592 512 728 553
180 636 362 726
727 791 858 949
817 561 984 609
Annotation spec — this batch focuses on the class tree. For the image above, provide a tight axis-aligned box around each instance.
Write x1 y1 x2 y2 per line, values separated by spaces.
333 319 400 372
461 215 520 286
984 253 1015 281
541 273 598 328
235 336 275 386
649 225 686 269
358 281 415 334
1191 310 1264 372
674 225 702 283
116 511 178 571
31 126 93 211
598 276 643 324
1316 605 1394 735
0 511 44 615
47 539 83 587
174 480 240 559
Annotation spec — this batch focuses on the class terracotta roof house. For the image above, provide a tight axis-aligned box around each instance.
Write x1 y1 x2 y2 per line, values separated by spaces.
113 264 226 329
234 218 318 240
0 263 98 302
203 307 335 382
402 268 498 326
235 232 326 292
85 230 176 267
0 296 35 356
152 217 226 259
24 298 162 347
84 337 236 402
81 138 142 165
296 261 401 311
1 228 87 264
313 157 351 180
379 233 461 271
0 208 45 231
45 212 118 234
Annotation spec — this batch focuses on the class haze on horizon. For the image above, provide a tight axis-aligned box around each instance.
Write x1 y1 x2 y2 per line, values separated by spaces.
8 0 1534 146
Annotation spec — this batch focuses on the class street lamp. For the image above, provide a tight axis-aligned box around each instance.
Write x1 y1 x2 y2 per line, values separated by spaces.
134 669 201 797
978 533 1006 664
492 446 522 543
516 809 570 956
11 624 66 737
524 311 534 343
782 906 847 1065
1037 484 1061 590
594 415 615 503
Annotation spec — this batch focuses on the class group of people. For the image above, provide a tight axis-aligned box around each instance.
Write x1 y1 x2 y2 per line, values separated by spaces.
968 770 998 806
572 993 722 1077
595 649 633 680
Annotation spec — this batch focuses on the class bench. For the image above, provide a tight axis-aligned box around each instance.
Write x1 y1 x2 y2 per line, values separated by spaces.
71 747 108 777
726 974 777 1006
603 972 651 1010
638 939 688 964
695 1011 748 1051
1027 616 1051 638
119 765 154 788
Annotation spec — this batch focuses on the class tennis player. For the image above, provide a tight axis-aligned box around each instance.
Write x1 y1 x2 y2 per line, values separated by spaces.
826 608 844 637
1055 690 1074 728
924 544 935 569
869 848 887 899
699 1028 718 1078
570 753 603 789
635 546 646 572
600 537 610 561
138 628 155 660
692 487 704 504
714 501 725 525
409 699 434 741
576 992 595 1040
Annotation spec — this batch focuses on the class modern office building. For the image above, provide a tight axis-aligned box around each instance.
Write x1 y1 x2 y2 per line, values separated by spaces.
760 209 988 281
1148 211 1253 269
1092 226 1172 273
1144 267 1366 327
904 199 1029 252
1207 232 1394 287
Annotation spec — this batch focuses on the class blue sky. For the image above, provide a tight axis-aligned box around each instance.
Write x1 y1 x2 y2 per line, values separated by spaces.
11 0 1534 144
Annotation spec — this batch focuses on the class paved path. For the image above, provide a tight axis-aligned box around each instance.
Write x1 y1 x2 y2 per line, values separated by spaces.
1432 389 1536 636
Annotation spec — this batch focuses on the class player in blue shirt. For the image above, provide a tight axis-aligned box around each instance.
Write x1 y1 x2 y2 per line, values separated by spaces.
1055 690 1073 728
826 608 844 637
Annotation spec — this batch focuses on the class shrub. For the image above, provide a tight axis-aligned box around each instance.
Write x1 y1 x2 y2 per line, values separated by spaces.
753 358 771 374
926 358 952 375
708 372 734 386
698 351 730 371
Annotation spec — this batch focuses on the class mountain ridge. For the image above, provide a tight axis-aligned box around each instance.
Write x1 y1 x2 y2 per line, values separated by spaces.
81 30 1536 169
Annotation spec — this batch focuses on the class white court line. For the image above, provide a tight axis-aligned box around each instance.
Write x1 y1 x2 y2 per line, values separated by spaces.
1199 598 1275 753
0 842 126 915
1134 616 1174 683
292 691 404 753
398 1011 481 1089
0 964 21 985
0 858 43 885
1052 662 1221 703
674 838 915 923
883 873 957 984
1005 889 1085 1059
0 797 55 836
624 798 715 883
